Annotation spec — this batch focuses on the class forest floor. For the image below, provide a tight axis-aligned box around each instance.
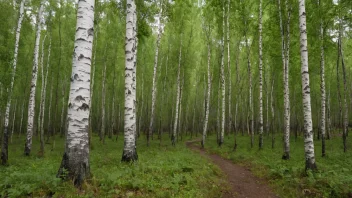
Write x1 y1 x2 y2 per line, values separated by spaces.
186 140 279 198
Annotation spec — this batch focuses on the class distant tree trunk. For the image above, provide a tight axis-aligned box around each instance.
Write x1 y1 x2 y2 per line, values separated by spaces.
10 101 17 143
246 38 253 148
24 0 45 156
148 5 163 146
47 73 54 142
19 101 24 136
1 0 25 164
219 2 226 147
340 41 348 152
227 0 232 136
57 0 95 186
172 36 183 146
271 79 275 149
178 75 184 142
298 0 317 170
122 0 138 162
40 38 51 155
336 40 342 130
89 27 98 145
202 43 211 148
319 0 326 157
100 45 108 143
38 34 47 145
258 0 264 149
327 89 331 139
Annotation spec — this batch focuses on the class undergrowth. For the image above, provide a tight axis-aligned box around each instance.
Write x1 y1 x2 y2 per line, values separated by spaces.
204 133 352 198
0 134 224 197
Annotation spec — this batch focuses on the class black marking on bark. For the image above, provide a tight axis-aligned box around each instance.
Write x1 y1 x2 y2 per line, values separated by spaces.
75 95 86 102
88 28 94 37
78 54 85 61
78 103 89 111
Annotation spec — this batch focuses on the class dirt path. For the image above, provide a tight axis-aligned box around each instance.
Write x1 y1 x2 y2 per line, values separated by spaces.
186 140 279 198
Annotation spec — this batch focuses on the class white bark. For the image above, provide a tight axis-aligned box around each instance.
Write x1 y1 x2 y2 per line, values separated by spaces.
57 0 95 185
172 36 183 146
148 5 163 146
226 0 232 135
25 0 45 156
38 34 47 142
319 0 326 157
1 0 25 164
219 3 226 146
122 0 138 161
298 0 317 170
258 0 264 149
202 42 211 148
100 45 107 143
279 0 291 159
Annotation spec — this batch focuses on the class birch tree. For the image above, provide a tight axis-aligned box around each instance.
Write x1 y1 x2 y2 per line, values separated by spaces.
57 0 95 186
121 0 138 161
24 0 45 156
258 0 264 149
1 0 25 165
298 0 317 170
226 0 232 135
148 2 163 146
219 2 226 147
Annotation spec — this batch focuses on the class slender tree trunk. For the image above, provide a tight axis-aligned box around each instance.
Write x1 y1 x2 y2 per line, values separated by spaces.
219 2 226 147
340 42 348 152
1 0 25 164
47 73 54 142
258 0 264 149
172 36 183 146
337 40 342 130
227 0 232 136
327 89 331 139
319 0 326 157
100 45 108 143
298 0 317 170
24 0 45 156
202 43 211 148
148 6 163 146
10 101 17 143
38 34 47 142
122 0 138 161
19 101 24 136
40 37 51 155
57 0 95 186
271 79 275 149
89 27 98 145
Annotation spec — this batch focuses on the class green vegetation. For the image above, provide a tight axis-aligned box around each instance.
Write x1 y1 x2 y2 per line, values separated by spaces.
0 135 224 197
203 134 352 197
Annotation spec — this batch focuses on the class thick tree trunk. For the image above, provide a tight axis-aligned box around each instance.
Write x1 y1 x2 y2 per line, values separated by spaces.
24 0 45 156
1 0 25 164
319 0 326 157
258 0 264 149
57 0 95 186
122 0 138 161
202 43 211 148
298 0 317 171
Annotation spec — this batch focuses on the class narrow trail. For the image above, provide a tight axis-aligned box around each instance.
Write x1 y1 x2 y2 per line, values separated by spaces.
186 140 279 198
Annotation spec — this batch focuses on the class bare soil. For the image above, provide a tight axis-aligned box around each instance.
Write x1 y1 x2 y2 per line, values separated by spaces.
186 140 280 198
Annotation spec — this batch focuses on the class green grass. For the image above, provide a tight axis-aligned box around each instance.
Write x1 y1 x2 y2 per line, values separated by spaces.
203 133 352 198
0 134 225 198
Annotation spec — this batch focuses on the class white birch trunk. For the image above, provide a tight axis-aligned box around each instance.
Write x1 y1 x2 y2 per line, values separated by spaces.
298 0 317 170
57 0 95 185
319 0 326 157
100 45 107 143
172 37 182 146
40 38 51 154
219 3 226 146
122 0 138 161
258 0 264 149
148 6 162 146
279 0 291 159
38 34 46 152
1 0 25 164
202 42 211 148
24 0 45 156
226 0 232 135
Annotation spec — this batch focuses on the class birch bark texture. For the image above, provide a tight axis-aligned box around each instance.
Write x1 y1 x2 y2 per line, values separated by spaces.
57 0 95 186
1 0 25 165
122 0 138 161
298 0 317 170
172 36 182 146
219 2 226 147
148 4 163 146
318 0 326 157
202 40 211 148
226 0 232 135
24 0 45 156
258 0 264 149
